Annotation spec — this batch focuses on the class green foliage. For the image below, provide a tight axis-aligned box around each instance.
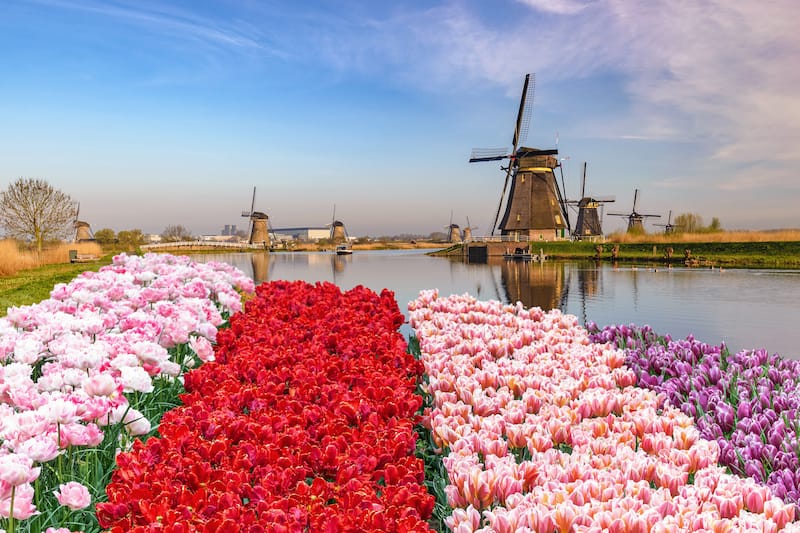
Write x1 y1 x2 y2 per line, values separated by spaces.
407 336 451 532
92 228 116 245
0 260 112 315
674 213 704 233
116 229 144 250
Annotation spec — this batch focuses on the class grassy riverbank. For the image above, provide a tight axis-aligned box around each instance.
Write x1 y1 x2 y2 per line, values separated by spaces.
535 240 800 268
0 258 113 315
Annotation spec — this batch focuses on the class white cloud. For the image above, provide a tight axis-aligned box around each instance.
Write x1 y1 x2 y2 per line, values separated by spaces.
515 0 595 15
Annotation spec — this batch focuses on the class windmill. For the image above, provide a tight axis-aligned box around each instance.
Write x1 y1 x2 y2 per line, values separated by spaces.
241 187 271 246
72 203 94 242
608 189 660 233
566 162 615 240
461 217 478 242
469 73 570 240
326 204 349 244
445 210 461 243
654 210 680 234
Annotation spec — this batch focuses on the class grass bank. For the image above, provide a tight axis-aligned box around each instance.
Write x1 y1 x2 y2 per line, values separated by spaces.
537 240 800 268
0 256 113 315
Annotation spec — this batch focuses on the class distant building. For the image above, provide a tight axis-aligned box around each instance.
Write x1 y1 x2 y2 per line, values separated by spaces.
273 227 331 242
221 224 240 236
200 234 239 242
144 234 162 244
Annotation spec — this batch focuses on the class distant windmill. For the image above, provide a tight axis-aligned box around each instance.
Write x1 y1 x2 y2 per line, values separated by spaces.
241 187 271 246
566 163 615 240
469 73 571 240
445 210 461 243
72 203 94 242
654 210 680 234
461 217 478 242
608 189 660 233
326 204 349 244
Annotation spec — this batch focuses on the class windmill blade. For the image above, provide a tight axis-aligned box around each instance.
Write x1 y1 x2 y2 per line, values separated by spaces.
469 148 510 162
74 202 80 223
554 164 572 235
247 187 256 239
632 189 639 212
581 163 587 198
594 196 616 202
490 164 513 235
512 73 535 151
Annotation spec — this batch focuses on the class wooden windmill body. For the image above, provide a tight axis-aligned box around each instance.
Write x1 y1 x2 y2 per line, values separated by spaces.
73 203 94 242
470 74 571 241
461 217 478 242
567 163 615 240
447 224 461 243
242 187 272 247
327 205 349 244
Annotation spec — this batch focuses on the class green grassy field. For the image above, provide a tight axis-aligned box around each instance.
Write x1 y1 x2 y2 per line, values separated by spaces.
0 258 112 316
536 240 800 268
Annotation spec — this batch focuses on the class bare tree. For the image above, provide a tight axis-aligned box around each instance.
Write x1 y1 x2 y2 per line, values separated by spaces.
161 224 193 242
0 178 77 252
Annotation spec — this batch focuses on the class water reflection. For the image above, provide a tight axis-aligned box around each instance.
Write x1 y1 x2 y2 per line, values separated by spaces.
500 259 565 313
250 252 271 284
191 251 800 359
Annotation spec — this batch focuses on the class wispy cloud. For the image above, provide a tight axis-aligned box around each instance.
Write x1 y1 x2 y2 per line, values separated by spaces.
28 0 282 56
324 0 800 170
515 0 595 15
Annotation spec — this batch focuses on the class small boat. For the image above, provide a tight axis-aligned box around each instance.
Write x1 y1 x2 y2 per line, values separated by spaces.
335 244 353 255
503 247 533 261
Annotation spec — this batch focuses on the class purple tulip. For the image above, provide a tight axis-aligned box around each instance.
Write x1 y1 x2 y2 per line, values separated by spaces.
589 321 800 511
737 402 752 420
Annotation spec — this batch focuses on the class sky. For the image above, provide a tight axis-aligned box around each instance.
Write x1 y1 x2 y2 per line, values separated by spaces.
1 0 798 237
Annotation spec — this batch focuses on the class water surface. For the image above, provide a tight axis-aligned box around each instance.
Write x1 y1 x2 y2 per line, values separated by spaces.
193 250 800 359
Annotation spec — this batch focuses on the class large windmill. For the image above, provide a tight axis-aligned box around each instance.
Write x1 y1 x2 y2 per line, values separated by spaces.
469 73 570 241
326 204 349 244
241 187 271 246
72 203 94 242
566 163 615 240
608 189 660 233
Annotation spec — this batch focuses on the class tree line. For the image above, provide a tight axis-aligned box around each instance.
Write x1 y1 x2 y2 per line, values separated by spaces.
0 178 202 249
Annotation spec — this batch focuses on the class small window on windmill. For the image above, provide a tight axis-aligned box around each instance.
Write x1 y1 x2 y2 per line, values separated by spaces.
521 175 525 183
516 214 521 222
555 215 561 224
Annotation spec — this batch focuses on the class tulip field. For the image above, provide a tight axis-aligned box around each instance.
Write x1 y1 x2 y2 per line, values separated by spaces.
1 254 800 532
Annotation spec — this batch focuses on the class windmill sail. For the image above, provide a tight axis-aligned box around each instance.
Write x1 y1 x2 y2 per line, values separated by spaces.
566 163 615 239
469 73 571 240
608 189 660 233
242 186 271 246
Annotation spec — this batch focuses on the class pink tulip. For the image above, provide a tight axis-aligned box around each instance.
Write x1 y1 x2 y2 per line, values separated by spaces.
82 373 118 397
54 481 91 510
744 485 768 513
0 454 40 486
0 482 39 519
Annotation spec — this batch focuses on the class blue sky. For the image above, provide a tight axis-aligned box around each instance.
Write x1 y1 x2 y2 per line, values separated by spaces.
1 0 798 237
